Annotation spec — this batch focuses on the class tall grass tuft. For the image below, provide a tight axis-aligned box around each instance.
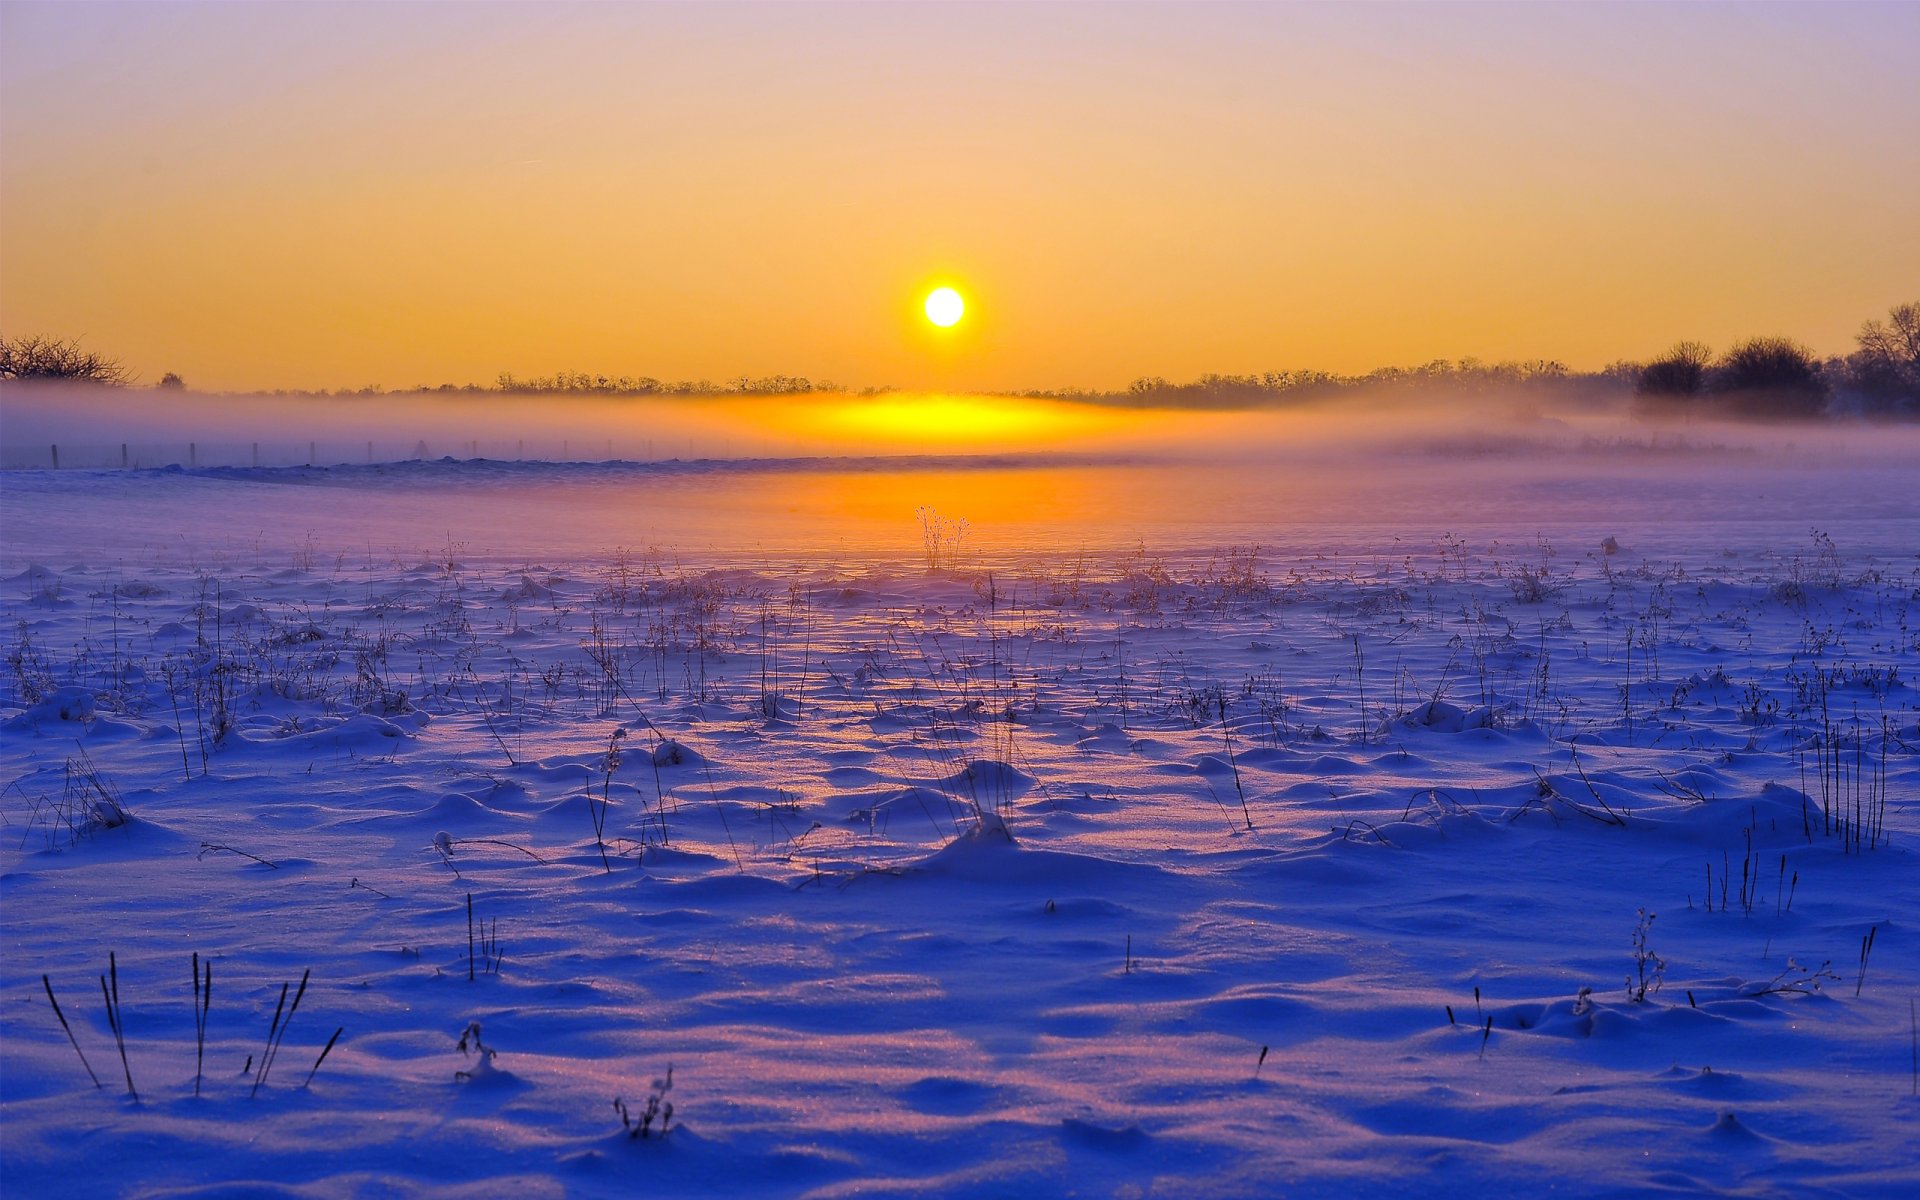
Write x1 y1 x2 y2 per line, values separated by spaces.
99 952 137 1100
250 968 310 1097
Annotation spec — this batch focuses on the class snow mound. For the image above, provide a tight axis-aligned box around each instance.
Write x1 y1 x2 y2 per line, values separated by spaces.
936 759 1035 799
1389 698 1497 732
650 739 707 768
5 685 96 728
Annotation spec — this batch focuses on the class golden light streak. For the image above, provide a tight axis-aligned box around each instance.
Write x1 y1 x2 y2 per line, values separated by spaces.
812 394 1110 449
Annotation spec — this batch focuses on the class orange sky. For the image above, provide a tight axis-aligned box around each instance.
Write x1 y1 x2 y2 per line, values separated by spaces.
3 1 1916 393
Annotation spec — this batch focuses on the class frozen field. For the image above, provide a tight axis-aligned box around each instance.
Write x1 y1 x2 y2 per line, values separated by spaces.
2 443 1918 1198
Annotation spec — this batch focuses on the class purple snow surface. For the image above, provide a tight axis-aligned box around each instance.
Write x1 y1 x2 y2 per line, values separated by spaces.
2 441 1917 1198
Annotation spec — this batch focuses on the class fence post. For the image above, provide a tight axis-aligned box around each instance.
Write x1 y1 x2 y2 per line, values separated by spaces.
50 444 58 469
366 441 373 463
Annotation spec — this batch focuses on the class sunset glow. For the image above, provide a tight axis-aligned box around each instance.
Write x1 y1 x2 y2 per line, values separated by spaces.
3 2 1914 392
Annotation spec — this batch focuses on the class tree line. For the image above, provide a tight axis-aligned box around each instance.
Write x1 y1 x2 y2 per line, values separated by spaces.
1631 303 1918 419
491 372 838 396
4 301 1914 419
1032 358 1614 411
1048 301 1915 419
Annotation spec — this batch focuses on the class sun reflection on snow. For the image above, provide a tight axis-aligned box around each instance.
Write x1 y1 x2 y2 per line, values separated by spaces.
797 394 1131 452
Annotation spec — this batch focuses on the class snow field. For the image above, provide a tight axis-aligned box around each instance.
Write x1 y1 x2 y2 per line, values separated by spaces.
2 463 1918 1198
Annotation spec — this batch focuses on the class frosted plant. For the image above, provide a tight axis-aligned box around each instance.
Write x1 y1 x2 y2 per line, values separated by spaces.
614 1065 675 1139
1627 909 1665 1003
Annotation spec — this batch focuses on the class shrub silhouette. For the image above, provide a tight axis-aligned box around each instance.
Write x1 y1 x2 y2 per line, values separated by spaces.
1709 337 1826 418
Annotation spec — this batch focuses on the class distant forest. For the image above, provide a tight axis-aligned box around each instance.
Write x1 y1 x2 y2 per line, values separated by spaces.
4 302 1915 420
1032 301 1920 419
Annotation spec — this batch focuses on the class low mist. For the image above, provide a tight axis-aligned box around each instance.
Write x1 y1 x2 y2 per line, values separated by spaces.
3 379 1918 569
5 380 1920 472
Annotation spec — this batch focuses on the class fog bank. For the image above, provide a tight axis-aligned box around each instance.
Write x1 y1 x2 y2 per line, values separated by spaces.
5 382 1920 471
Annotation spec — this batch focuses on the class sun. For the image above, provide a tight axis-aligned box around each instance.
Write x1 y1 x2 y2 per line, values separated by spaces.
923 286 965 328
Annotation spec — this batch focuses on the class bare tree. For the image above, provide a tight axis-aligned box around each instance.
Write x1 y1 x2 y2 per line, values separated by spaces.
0 335 132 385
1634 341 1713 406
1845 301 1920 413
1858 302 1920 365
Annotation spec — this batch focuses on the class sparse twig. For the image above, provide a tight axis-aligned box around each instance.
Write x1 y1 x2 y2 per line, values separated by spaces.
251 979 289 1097
1217 695 1253 831
41 974 101 1089
438 836 549 864
192 952 210 1096
1857 925 1878 998
199 841 278 869
304 1027 344 1089
1747 958 1840 997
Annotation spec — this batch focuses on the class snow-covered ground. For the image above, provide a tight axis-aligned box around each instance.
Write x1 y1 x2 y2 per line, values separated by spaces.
2 447 1917 1198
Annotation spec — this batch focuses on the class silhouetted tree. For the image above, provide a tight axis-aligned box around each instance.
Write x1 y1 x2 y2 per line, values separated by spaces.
1599 360 1643 387
1841 301 1920 415
0 334 131 384
1634 341 1712 408
157 372 186 390
1709 337 1827 418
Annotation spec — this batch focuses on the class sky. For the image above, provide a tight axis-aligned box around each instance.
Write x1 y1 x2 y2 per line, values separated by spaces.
2 1 1917 394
